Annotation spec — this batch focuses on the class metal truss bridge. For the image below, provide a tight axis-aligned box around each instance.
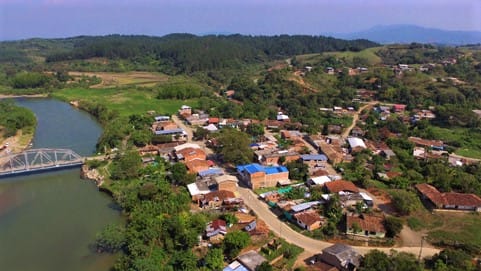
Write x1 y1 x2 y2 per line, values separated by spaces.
0 148 84 178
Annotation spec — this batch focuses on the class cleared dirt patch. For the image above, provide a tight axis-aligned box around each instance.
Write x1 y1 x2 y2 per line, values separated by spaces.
68 71 169 88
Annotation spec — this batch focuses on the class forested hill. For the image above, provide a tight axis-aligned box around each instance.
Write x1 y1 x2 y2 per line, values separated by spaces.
3 34 378 73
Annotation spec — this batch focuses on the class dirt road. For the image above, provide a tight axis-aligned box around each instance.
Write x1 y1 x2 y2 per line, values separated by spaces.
238 186 440 258
341 101 378 139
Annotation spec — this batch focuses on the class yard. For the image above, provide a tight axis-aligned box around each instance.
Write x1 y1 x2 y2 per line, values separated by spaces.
406 210 481 250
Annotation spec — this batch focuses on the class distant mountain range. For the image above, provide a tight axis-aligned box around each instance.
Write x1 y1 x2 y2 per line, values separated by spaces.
329 25 481 45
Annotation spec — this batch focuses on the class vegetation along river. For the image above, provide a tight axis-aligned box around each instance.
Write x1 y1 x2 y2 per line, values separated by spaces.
0 98 122 271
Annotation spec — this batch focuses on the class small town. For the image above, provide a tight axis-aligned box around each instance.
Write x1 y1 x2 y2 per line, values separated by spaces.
2 1 481 270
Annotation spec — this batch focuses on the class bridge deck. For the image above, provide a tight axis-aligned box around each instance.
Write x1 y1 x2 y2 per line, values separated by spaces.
0 148 84 178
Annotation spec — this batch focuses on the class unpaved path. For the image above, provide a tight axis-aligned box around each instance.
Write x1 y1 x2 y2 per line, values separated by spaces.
341 101 378 139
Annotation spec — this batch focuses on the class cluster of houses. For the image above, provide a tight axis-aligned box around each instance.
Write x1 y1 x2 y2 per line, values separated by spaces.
222 242 363 271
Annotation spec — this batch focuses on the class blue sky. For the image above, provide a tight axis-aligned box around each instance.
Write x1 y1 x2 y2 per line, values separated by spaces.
1 0 480 40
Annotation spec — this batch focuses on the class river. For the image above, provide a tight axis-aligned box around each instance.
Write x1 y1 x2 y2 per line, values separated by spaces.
0 98 122 271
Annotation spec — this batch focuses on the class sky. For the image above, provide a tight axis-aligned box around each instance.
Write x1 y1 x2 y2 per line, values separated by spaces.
1 0 480 40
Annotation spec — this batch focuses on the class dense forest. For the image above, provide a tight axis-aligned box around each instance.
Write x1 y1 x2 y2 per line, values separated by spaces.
1 34 378 74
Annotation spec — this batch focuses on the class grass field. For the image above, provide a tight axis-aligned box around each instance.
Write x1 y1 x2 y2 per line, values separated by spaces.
427 212 481 248
52 87 199 116
323 47 383 65
294 47 383 67
68 71 170 88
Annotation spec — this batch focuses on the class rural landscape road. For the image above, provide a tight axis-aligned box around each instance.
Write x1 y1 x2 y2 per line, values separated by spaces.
238 186 440 258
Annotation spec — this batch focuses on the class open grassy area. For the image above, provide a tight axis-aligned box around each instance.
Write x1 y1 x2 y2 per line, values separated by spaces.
427 212 481 248
323 47 383 65
430 126 481 158
68 71 170 88
406 209 481 249
52 87 199 116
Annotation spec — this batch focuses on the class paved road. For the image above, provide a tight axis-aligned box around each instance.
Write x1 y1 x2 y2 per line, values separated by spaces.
238 186 440 258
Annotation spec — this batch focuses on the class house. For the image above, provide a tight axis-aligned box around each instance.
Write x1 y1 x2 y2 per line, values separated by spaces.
392 104 406 113
187 181 212 202
398 64 410 71
308 175 332 187
255 149 300 166
152 120 178 132
339 193 366 208
179 105 192 117
320 243 361 271
200 190 243 209
346 214 386 238
208 117 220 125
205 219 227 242
198 167 224 178
415 183 481 212
213 174 239 192
236 250 267 271
325 180 359 194
408 137 444 150
350 127 364 137
186 113 209 126
328 125 343 134
326 67 335 75
293 210 325 231
185 159 210 174
203 123 219 132
176 147 207 162
237 163 289 189
301 154 328 167
277 112 290 121
223 261 249 271
347 137 366 152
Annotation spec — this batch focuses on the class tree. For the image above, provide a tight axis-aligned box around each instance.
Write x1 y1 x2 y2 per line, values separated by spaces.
256 262 273 271
384 216 403 238
223 231 250 259
220 213 238 226
286 160 309 181
245 123 265 137
389 190 421 215
204 248 224 271
170 250 198 271
194 126 209 140
95 224 126 253
110 149 142 180
170 163 188 185
360 250 391 271
130 129 152 147
216 128 253 164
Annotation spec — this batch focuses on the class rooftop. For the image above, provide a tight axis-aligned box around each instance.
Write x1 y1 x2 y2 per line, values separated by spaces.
237 250 267 271
347 215 385 233
237 163 288 175
415 183 481 207
325 180 360 194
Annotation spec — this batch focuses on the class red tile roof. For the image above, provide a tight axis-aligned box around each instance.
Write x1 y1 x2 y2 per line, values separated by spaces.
325 180 360 193
415 183 481 207
293 210 324 227
203 190 236 203
347 215 385 233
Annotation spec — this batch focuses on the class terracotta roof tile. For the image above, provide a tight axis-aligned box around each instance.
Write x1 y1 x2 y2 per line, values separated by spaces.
325 180 359 193
347 215 385 233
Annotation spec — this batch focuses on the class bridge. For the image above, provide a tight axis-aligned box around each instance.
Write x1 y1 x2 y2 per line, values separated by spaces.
0 148 84 178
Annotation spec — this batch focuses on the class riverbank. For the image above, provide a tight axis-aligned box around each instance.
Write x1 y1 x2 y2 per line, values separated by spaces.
0 94 49 99
0 129 34 155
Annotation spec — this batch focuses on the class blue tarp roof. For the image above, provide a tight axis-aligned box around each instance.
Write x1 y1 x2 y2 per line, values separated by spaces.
198 168 223 177
237 163 288 175
301 154 327 161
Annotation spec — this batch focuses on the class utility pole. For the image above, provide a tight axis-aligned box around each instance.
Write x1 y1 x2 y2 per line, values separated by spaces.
418 236 425 261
